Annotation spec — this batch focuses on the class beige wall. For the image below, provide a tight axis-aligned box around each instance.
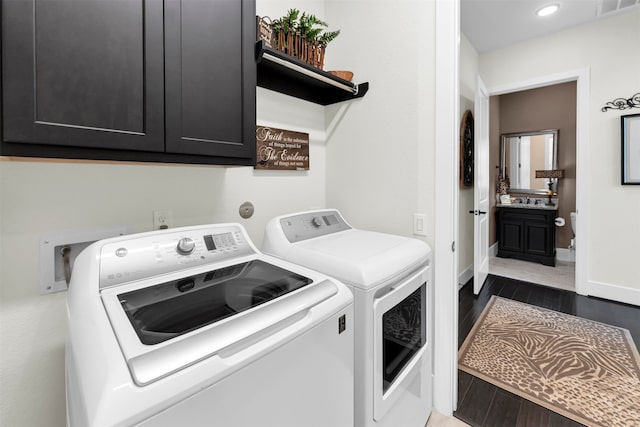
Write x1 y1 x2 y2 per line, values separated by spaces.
497 82 577 248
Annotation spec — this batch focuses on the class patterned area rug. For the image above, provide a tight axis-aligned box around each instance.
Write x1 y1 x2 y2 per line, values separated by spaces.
459 296 640 427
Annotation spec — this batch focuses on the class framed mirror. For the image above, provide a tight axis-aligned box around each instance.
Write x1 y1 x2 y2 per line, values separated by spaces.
500 129 558 194
621 113 640 185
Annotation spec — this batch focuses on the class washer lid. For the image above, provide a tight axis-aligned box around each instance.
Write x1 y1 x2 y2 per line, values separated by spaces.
282 229 431 289
117 259 314 346
101 256 346 386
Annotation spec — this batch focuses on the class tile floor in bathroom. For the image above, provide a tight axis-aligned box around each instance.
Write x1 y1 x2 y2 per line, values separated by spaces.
488 256 575 291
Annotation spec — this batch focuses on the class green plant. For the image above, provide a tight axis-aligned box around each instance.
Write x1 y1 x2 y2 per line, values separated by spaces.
272 9 339 45
270 9 340 68
297 13 327 42
318 29 340 46
273 8 299 33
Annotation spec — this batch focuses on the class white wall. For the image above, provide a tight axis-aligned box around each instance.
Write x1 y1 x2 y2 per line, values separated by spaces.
322 1 445 411
458 33 479 284
0 21 328 427
324 0 436 247
479 10 640 303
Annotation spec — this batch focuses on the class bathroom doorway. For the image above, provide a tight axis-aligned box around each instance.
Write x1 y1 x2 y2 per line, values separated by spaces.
488 81 576 291
475 69 590 296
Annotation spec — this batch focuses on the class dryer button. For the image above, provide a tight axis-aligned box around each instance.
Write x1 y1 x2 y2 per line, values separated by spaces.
115 248 128 257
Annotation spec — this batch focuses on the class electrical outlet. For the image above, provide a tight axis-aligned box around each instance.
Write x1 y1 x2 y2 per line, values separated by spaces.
153 210 173 230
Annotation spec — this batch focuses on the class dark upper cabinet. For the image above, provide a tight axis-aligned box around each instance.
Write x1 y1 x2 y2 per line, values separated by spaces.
2 0 164 152
165 0 255 158
1 0 256 165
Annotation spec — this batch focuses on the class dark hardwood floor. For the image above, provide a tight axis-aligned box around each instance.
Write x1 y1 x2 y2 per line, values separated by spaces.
453 274 640 427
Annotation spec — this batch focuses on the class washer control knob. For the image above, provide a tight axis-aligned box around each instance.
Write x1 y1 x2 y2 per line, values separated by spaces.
311 217 323 228
176 237 196 255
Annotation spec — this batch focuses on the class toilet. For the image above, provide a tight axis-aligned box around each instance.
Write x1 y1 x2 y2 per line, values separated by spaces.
570 212 577 249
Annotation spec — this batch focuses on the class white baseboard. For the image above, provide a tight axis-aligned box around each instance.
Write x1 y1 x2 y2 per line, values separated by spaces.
458 264 473 288
489 242 498 258
587 280 640 307
556 248 576 262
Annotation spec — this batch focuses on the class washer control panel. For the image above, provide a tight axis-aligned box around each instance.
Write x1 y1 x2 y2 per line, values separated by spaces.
279 210 351 243
99 225 254 288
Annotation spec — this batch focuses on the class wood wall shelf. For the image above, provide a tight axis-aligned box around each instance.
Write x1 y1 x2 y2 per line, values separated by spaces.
256 41 369 106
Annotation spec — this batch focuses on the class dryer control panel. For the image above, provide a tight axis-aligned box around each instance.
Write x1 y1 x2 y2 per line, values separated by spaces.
99 225 255 288
279 210 351 243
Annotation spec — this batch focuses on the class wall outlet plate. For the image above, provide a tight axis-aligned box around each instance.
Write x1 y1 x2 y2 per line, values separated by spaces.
153 210 173 230
39 226 129 294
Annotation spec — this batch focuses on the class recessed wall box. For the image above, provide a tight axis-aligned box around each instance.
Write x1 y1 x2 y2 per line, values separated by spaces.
39 226 129 294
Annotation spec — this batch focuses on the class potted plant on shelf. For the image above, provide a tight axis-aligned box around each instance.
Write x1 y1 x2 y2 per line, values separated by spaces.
269 8 340 70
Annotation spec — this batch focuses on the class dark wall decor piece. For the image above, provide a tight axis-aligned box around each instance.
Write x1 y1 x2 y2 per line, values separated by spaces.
460 110 474 188
601 93 640 112
621 113 640 185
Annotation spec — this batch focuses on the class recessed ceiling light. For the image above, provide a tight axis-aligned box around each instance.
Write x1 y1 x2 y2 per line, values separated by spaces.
536 4 559 17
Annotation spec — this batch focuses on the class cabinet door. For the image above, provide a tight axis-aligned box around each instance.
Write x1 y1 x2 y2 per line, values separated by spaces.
164 0 256 159
2 0 164 151
524 219 554 257
499 214 524 253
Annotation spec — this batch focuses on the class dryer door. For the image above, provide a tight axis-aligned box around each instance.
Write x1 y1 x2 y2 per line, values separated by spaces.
372 266 429 421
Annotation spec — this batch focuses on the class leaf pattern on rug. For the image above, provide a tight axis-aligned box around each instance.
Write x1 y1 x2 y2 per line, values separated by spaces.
458 297 640 427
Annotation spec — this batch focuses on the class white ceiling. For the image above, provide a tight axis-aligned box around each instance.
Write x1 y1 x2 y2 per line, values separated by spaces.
461 0 640 53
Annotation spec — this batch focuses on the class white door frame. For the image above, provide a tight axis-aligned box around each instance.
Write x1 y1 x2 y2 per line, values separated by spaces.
487 68 590 296
433 0 459 416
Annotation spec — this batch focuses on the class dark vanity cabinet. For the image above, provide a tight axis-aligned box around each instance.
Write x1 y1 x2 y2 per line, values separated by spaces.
497 207 557 266
1 0 256 165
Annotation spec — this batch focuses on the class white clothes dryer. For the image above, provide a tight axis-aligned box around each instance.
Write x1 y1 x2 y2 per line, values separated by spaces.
65 223 354 427
264 209 433 427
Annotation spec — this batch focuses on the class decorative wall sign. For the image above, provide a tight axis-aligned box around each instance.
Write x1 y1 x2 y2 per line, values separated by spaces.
256 16 274 47
255 126 309 170
460 110 474 187
601 93 640 112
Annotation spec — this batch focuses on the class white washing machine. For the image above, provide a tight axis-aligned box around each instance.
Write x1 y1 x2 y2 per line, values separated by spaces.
65 223 354 427
263 209 433 427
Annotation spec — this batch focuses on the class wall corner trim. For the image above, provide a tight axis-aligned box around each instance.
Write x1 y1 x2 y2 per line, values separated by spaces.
587 280 640 307
458 264 473 286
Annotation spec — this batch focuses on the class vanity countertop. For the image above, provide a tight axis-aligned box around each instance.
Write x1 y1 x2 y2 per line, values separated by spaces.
497 203 558 211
